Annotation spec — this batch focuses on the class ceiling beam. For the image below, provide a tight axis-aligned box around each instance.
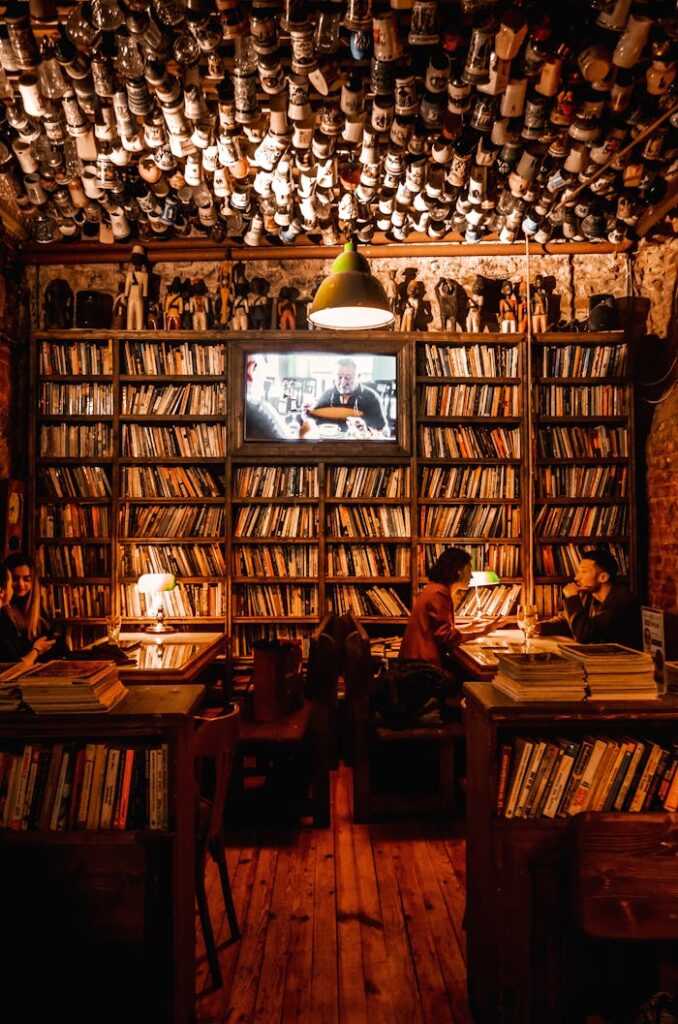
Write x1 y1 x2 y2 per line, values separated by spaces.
21 237 633 265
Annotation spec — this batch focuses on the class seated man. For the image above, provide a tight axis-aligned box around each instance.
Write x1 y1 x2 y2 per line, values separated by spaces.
534 547 641 647
309 357 388 437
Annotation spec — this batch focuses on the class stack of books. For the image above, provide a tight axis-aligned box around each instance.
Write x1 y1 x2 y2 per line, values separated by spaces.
0 663 26 713
558 644 657 699
491 651 586 702
17 661 128 714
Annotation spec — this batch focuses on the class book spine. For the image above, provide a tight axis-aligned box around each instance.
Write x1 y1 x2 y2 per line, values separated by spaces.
9 744 33 831
542 741 579 819
495 743 513 816
76 743 97 829
37 743 64 831
99 747 121 830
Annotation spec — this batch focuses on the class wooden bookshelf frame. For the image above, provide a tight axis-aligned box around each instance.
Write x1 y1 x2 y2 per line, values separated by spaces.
29 328 636 654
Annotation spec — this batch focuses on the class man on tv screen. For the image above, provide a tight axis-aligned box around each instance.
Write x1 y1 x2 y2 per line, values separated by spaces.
309 357 388 437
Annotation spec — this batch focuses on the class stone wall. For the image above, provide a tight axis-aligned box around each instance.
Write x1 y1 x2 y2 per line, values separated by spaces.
634 238 678 614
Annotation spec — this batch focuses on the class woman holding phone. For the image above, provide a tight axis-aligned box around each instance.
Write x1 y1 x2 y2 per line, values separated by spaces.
0 554 57 665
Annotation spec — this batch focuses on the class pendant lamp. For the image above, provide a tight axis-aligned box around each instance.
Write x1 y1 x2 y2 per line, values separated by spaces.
308 240 395 330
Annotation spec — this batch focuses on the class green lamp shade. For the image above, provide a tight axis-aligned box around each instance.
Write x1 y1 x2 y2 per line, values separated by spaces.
308 242 395 330
469 571 501 587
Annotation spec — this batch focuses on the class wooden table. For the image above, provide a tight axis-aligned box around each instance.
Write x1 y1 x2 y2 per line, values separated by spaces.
454 629 572 681
91 631 227 685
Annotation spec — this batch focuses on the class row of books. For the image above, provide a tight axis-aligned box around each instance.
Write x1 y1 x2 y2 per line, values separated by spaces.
38 465 112 498
234 464 320 498
535 542 629 579
121 383 225 416
328 504 411 538
121 424 226 459
118 504 225 538
233 505 317 538
38 503 110 538
537 464 627 499
456 583 522 617
231 624 313 659
419 504 521 539
419 426 520 460
537 425 628 459
40 340 113 377
120 465 222 499
534 584 564 617
329 585 410 618
497 732 678 819
329 465 410 499
419 343 520 378
37 545 110 578
534 504 628 538
422 541 522 578
43 584 110 618
537 386 627 417
538 344 627 378
419 384 521 418
40 383 114 416
327 543 410 577
40 424 112 459
234 544 319 578
120 543 226 577
122 340 224 376
0 741 168 833
234 584 318 618
420 464 520 500
121 582 226 618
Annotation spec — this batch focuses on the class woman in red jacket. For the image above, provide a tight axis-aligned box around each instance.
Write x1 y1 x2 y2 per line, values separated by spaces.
399 547 504 677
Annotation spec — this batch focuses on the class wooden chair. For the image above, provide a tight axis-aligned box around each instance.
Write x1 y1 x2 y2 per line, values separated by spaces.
194 705 241 989
344 623 464 822
234 631 337 827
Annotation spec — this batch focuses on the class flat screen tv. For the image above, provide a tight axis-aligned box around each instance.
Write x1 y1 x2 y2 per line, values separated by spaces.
232 337 411 457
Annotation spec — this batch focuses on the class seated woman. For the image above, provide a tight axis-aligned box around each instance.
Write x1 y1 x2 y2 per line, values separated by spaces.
0 555 57 666
399 547 505 680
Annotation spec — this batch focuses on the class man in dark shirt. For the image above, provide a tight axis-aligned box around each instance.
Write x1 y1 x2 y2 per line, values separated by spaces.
311 357 388 436
535 547 641 647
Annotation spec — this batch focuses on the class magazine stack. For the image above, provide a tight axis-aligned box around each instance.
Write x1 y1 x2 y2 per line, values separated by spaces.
17 661 128 714
558 644 657 699
491 651 586 702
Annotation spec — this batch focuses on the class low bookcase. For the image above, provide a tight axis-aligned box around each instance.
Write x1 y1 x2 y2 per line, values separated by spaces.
0 684 204 1024
463 683 678 1024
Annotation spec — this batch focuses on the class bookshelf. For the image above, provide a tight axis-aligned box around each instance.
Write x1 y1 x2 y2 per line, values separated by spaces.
532 331 636 618
463 683 678 1024
30 329 636 658
416 333 527 618
0 684 204 1023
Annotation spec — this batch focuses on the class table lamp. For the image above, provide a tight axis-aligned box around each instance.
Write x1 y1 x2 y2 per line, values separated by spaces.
137 573 177 633
468 570 501 618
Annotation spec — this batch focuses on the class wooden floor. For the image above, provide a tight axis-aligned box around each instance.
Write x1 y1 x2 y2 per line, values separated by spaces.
195 764 472 1024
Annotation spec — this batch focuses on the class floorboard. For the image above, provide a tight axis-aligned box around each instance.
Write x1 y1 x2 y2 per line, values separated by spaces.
196 764 470 1024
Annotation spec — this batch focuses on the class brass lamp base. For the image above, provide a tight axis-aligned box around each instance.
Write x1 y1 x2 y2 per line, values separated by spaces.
144 621 175 634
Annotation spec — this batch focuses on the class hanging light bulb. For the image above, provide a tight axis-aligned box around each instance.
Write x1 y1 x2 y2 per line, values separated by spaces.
308 239 394 330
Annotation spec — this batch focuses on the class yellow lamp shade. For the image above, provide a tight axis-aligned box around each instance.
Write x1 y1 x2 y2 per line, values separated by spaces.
308 241 395 330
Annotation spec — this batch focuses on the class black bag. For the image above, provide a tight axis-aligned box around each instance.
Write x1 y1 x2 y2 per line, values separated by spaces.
371 658 460 730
